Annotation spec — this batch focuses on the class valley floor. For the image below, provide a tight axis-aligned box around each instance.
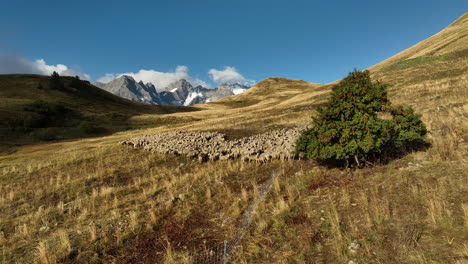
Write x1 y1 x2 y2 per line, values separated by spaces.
1 25 468 262
0 107 467 263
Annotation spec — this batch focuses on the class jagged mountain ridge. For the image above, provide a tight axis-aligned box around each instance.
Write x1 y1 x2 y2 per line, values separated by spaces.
98 76 161 104
97 76 250 106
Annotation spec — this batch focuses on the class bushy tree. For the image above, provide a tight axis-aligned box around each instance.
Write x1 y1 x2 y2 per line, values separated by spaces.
70 75 86 89
49 71 64 90
23 100 70 129
295 70 426 167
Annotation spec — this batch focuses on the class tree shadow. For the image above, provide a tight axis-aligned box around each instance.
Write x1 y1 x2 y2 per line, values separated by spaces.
314 139 432 170
379 139 432 165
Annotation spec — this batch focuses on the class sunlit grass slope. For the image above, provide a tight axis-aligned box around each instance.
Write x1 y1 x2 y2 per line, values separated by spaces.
0 12 467 264
369 12 468 72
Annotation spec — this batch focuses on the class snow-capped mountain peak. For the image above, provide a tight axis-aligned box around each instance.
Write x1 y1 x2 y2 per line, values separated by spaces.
95 78 251 106
218 83 250 95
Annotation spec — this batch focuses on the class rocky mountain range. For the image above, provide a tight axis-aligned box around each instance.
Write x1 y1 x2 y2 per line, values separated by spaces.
95 76 250 105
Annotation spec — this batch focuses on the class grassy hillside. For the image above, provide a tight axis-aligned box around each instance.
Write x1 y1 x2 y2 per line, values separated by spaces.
128 77 326 140
368 12 468 72
0 13 467 264
0 74 198 152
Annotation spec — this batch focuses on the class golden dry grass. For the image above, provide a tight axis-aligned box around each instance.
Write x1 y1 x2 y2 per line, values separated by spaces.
368 12 468 72
0 12 467 264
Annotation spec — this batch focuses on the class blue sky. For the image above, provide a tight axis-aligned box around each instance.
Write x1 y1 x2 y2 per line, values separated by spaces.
0 0 466 87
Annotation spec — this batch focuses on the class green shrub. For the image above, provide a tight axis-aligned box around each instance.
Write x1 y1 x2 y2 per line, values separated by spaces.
30 127 61 141
49 71 64 90
79 121 101 134
295 70 426 167
70 76 88 89
23 100 70 128
24 100 68 116
22 113 47 130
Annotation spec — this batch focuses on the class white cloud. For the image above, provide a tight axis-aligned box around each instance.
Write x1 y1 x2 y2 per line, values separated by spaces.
34 59 68 75
208 66 253 85
191 78 211 88
0 53 254 90
0 54 91 80
96 73 117 83
97 65 212 91
34 59 91 80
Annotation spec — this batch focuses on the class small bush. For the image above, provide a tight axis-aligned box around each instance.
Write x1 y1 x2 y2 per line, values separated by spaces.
24 100 68 116
295 70 426 167
49 71 64 90
22 113 47 130
23 100 70 128
70 76 87 89
79 121 101 134
30 127 61 141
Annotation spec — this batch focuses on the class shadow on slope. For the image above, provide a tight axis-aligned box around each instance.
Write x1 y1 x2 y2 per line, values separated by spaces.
0 74 200 153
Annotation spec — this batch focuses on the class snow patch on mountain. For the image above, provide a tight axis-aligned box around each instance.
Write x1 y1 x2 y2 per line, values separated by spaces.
184 92 203 106
95 76 251 106
231 85 249 95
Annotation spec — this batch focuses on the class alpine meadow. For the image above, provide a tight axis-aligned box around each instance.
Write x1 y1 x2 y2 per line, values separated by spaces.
0 6 467 264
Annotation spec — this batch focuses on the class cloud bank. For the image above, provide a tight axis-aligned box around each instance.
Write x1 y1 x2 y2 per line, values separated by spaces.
97 66 211 91
0 54 91 80
208 66 254 85
0 54 254 90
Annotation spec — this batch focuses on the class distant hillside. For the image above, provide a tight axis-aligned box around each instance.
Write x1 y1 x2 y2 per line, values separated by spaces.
210 77 323 109
0 74 197 151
